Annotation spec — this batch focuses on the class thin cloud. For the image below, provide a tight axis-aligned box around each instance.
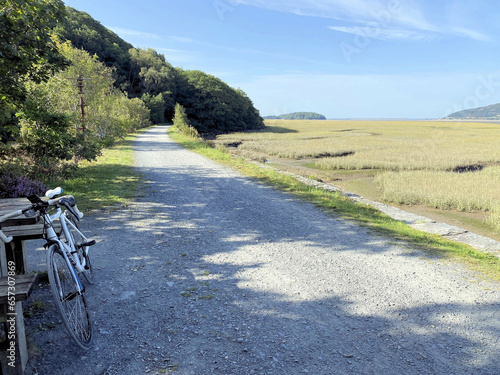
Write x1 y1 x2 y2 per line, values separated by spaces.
108 26 160 40
167 36 198 44
107 28 202 46
233 0 490 42
451 27 492 42
328 26 433 42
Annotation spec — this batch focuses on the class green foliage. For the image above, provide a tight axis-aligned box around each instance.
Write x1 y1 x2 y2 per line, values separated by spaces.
0 0 68 137
33 39 150 145
0 100 18 143
17 88 101 179
2 38 152 188
264 112 326 120
173 103 199 138
19 105 74 161
175 69 265 134
129 48 177 121
141 93 166 124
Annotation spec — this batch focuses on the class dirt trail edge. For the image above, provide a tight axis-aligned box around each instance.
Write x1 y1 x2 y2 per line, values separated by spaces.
24 125 500 375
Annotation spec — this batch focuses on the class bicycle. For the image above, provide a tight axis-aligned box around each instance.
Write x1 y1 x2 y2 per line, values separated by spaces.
0 187 95 350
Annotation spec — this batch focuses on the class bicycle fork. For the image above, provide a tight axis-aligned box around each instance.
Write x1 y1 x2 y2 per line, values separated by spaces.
51 243 86 298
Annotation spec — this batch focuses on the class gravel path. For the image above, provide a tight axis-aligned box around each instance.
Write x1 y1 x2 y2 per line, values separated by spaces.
24 125 500 375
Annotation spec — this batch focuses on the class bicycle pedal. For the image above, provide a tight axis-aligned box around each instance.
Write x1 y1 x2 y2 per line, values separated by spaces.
82 240 96 247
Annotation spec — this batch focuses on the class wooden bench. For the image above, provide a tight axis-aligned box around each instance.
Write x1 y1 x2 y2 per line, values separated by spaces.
0 273 38 375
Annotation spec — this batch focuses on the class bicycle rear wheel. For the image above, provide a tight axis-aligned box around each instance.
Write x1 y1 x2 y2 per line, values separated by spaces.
47 244 93 350
64 214 94 284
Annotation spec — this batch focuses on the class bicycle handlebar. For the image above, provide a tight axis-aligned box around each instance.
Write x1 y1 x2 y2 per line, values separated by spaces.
73 204 84 219
48 195 84 220
0 188 84 243
0 208 26 243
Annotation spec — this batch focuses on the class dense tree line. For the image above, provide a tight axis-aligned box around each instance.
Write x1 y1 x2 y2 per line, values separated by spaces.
176 70 264 133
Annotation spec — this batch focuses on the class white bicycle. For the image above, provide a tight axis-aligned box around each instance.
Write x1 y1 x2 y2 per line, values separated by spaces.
0 187 95 350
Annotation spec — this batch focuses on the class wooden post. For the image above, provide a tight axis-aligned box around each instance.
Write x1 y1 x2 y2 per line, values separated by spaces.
77 76 87 132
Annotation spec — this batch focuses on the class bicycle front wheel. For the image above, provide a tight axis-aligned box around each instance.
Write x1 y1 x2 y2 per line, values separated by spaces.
47 244 93 350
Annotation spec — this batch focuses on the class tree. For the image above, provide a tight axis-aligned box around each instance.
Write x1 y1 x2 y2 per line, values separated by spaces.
0 0 68 133
175 69 264 134
19 101 74 162
141 93 166 124
18 39 151 171
129 48 177 120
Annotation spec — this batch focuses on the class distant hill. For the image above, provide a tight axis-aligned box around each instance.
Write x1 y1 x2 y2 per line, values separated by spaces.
445 103 500 120
264 112 326 120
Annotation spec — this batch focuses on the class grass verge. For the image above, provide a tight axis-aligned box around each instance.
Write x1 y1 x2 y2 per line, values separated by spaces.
49 130 147 211
169 126 500 283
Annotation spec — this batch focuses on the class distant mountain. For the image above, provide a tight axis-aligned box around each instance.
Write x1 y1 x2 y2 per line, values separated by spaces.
445 103 500 119
263 112 326 120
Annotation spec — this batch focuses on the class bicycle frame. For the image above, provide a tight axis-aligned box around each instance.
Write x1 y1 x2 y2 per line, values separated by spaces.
54 209 87 273
62 211 89 260
41 209 85 293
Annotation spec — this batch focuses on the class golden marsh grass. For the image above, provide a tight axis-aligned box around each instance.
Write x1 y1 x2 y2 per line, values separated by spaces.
216 119 500 233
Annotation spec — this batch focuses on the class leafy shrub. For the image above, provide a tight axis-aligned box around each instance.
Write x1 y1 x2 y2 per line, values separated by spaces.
173 103 199 138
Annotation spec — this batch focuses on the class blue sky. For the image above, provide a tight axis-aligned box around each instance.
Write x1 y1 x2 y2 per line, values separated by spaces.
64 0 500 119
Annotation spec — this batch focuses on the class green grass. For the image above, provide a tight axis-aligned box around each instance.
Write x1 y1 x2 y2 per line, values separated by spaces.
52 130 147 211
169 126 500 283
